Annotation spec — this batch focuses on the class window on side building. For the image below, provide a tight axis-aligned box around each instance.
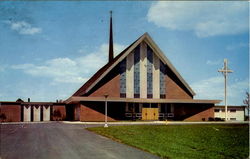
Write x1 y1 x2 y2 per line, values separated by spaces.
230 109 236 112
214 109 220 112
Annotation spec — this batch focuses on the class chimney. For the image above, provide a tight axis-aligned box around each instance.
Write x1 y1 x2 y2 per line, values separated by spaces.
108 11 114 62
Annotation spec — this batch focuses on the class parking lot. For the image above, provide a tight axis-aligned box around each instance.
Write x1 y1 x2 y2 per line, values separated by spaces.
0 122 159 159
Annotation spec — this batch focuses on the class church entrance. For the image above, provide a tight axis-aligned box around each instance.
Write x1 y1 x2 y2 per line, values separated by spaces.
141 103 159 120
142 108 158 120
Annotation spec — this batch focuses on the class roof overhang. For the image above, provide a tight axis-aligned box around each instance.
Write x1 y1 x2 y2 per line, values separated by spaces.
65 96 221 105
0 101 65 105
215 105 247 108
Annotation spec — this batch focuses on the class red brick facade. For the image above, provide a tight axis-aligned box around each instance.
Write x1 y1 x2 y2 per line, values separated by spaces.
80 103 115 122
173 104 214 121
184 107 214 121
52 104 66 121
0 104 21 122
165 75 192 99
89 74 120 98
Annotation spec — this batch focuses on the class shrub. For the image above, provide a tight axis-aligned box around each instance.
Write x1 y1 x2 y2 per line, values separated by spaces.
214 117 222 121
208 117 214 121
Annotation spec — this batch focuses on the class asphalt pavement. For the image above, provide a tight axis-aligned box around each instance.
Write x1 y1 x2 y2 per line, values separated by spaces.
0 123 159 159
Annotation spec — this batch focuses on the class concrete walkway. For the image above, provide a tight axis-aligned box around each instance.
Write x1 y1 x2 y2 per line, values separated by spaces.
62 121 249 126
1 123 159 159
2 120 248 125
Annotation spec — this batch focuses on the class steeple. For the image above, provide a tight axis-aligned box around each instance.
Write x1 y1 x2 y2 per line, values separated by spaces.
108 11 114 62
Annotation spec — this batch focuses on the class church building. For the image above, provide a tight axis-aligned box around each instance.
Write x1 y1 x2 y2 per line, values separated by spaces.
0 12 221 122
64 13 220 121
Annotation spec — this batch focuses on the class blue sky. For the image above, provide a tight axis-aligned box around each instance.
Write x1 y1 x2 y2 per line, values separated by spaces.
0 1 249 105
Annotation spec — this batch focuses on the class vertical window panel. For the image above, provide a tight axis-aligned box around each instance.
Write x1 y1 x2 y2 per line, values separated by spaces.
160 60 166 98
134 46 140 98
147 45 153 98
120 58 126 97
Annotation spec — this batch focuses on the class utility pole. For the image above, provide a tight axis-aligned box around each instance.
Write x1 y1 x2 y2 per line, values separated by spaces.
218 59 233 121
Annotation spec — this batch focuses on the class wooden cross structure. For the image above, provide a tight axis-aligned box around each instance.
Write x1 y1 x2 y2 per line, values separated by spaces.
218 59 233 121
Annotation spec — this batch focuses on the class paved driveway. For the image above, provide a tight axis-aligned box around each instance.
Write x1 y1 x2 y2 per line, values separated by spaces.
0 123 159 159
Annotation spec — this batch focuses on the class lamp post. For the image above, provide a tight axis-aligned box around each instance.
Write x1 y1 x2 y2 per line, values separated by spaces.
218 59 233 121
104 94 109 127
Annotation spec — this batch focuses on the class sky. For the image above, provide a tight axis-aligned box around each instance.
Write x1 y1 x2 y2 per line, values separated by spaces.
0 1 249 105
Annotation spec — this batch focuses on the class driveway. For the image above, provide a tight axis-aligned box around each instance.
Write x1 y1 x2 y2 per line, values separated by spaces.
0 122 159 159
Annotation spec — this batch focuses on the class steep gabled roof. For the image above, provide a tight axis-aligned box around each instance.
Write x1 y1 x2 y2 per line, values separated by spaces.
72 32 195 96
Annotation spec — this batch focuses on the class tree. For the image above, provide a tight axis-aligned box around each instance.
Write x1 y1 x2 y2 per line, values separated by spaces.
243 91 249 120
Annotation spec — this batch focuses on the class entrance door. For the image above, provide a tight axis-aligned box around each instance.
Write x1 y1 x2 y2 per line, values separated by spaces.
142 108 159 120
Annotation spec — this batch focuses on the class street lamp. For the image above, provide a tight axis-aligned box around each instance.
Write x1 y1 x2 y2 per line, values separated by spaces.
218 59 233 121
104 94 109 127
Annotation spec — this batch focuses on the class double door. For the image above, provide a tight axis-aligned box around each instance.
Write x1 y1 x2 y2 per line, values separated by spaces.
142 108 158 120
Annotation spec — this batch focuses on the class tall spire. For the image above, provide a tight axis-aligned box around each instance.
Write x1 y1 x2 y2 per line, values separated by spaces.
108 10 114 62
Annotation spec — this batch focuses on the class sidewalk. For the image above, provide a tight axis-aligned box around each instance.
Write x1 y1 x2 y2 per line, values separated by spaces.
1 120 248 125
62 121 249 125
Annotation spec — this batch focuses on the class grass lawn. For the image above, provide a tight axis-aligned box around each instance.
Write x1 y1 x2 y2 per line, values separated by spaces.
87 124 249 159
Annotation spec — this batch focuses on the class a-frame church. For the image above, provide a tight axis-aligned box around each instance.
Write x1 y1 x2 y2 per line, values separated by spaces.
64 13 220 121
0 13 220 122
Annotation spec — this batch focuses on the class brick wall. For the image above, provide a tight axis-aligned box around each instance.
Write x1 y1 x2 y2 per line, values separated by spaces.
165 75 192 99
89 74 120 97
0 104 21 122
74 104 80 121
87 66 120 98
184 107 214 121
52 104 66 121
173 104 214 121
79 102 115 122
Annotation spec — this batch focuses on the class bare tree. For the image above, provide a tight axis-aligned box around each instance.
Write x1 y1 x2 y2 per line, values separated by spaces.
243 91 249 120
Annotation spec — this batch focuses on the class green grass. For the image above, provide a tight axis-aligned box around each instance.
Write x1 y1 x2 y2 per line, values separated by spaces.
87 124 249 159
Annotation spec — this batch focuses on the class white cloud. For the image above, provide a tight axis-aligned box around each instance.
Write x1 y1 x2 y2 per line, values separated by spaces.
11 43 126 84
147 2 248 37
206 60 221 66
5 20 42 35
191 77 249 105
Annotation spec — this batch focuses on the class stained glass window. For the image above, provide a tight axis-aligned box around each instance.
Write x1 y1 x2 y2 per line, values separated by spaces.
120 58 126 97
160 60 166 98
134 46 140 98
147 45 153 98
